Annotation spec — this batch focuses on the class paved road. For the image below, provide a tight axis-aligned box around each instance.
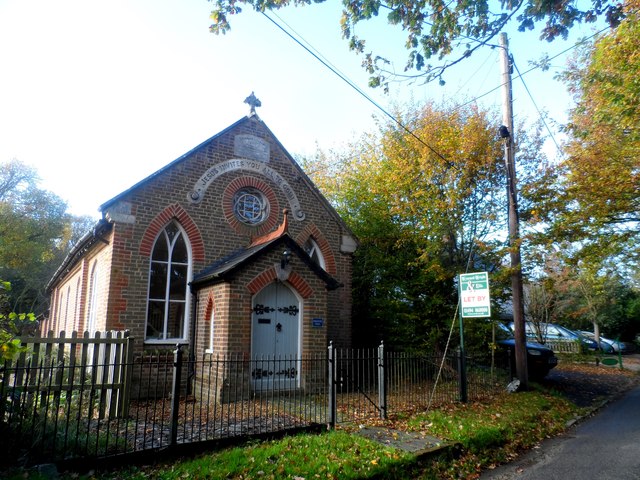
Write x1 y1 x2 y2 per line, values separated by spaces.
480 384 640 480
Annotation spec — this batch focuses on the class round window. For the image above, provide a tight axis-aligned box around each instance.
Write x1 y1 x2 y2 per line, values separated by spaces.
233 188 269 225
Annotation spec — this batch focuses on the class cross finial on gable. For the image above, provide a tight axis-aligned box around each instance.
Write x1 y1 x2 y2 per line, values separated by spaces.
244 92 261 116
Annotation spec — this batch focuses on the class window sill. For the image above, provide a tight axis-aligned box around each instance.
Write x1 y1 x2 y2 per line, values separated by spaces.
144 340 189 346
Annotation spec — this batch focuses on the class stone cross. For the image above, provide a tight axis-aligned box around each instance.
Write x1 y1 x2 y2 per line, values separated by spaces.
244 92 262 116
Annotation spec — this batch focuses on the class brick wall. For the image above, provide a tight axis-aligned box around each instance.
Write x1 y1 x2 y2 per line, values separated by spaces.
48 116 355 392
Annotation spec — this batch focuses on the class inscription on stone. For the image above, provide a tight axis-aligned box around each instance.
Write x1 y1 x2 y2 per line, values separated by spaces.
234 135 270 162
187 159 305 220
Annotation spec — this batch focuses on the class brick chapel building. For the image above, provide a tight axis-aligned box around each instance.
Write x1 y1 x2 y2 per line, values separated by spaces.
44 97 357 388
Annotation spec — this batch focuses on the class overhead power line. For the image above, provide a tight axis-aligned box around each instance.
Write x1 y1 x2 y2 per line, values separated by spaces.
261 11 455 169
511 58 562 154
264 10 609 172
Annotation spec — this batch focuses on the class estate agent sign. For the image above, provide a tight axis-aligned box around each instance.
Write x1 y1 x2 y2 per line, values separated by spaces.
459 272 491 318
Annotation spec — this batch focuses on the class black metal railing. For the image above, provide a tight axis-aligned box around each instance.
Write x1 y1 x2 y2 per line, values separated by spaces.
1 337 510 466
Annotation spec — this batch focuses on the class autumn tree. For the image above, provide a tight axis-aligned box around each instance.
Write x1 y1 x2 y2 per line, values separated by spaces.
523 279 557 341
303 101 545 351
209 0 625 88
531 0 640 270
0 159 93 315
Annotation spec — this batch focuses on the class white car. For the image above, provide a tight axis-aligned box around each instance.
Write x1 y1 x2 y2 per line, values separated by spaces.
579 331 627 354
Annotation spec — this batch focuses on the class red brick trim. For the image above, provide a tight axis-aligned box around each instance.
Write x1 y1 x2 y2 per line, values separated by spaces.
246 268 314 299
139 203 205 261
296 223 337 275
204 292 215 322
246 268 277 295
287 272 313 299
222 177 280 236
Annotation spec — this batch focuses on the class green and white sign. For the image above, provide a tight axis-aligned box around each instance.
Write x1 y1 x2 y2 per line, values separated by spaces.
459 272 491 318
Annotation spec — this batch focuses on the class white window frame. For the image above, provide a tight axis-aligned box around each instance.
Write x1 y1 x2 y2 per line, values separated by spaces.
206 306 215 354
86 261 99 334
304 238 326 270
145 222 193 344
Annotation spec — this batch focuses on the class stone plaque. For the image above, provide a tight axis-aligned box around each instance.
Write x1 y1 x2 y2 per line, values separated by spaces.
234 134 270 162
104 201 135 224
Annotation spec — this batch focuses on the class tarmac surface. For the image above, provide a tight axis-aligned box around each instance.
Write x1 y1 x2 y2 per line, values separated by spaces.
480 381 640 479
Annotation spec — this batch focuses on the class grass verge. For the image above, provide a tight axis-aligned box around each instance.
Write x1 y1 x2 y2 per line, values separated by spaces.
5 384 582 480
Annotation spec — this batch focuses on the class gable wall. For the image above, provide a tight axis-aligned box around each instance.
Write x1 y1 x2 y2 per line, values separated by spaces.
94 116 353 352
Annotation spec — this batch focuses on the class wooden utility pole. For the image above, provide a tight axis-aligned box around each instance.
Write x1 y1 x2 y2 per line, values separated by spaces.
499 32 528 390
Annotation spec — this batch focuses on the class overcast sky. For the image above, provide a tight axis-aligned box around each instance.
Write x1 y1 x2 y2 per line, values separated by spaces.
0 0 604 218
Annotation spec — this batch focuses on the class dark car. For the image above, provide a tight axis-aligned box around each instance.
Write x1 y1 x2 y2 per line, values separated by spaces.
508 321 598 351
496 323 558 380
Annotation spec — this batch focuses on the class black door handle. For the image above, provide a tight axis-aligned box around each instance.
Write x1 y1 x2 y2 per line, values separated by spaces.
276 323 282 332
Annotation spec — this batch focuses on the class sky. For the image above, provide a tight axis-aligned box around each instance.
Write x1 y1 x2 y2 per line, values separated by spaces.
0 0 606 219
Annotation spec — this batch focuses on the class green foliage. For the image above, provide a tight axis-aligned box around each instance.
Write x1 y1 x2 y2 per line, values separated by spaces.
208 0 624 88
302 101 548 352
533 1 640 271
0 159 94 315
0 280 36 361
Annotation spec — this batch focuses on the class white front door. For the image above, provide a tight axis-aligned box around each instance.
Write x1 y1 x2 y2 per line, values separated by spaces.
251 282 300 390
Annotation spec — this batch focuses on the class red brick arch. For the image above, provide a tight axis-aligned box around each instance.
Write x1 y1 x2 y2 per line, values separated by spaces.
222 176 280 236
204 292 215 321
246 268 314 299
139 203 205 262
296 223 337 275
204 292 215 345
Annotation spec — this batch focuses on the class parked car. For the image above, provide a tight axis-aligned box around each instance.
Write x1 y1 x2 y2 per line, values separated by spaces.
508 322 599 351
496 323 558 380
579 331 627 354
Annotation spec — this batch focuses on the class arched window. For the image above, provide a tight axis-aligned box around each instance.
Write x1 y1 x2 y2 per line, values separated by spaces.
207 306 215 353
86 261 99 334
146 222 191 341
74 277 81 330
54 289 63 334
64 285 71 332
303 238 326 270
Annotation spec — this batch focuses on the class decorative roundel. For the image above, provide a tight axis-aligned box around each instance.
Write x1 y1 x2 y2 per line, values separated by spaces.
233 187 269 225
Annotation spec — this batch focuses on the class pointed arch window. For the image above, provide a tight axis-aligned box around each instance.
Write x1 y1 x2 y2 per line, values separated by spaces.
303 238 326 270
87 261 99 334
207 306 215 353
146 222 191 341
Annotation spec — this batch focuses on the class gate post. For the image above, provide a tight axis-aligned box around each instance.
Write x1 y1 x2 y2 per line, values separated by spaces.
378 342 387 419
119 331 134 418
327 341 337 429
170 344 183 446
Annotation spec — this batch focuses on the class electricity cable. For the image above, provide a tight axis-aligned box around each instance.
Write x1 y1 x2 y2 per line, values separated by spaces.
453 25 609 113
265 11 607 175
261 11 456 170
512 58 562 154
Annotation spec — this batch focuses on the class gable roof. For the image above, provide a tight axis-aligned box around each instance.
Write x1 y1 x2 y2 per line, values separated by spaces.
98 114 356 241
191 232 341 291
99 115 250 213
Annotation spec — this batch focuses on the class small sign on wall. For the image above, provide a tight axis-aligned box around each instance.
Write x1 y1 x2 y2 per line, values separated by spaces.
312 318 324 328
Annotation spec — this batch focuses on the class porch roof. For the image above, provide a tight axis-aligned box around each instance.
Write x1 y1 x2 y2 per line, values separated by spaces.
190 233 342 291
